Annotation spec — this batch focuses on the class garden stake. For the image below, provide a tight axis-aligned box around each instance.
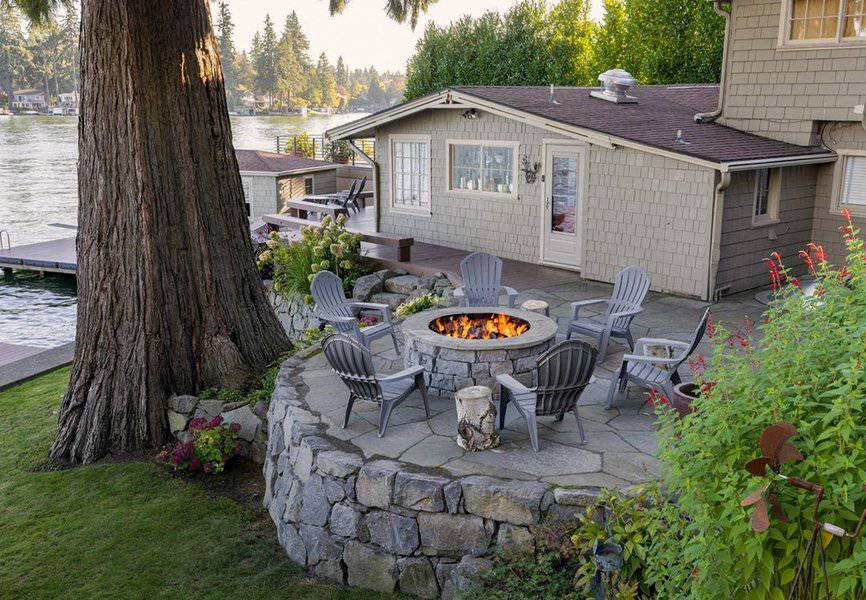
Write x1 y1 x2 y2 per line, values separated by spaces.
741 423 866 600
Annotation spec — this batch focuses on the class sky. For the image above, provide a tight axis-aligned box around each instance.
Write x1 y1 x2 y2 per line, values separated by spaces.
219 0 605 73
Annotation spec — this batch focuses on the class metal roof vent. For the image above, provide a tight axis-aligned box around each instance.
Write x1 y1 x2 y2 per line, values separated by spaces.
590 69 638 104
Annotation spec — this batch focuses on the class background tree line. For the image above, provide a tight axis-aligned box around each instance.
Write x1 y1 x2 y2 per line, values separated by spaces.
0 3 79 107
216 3 404 112
404 0 725 100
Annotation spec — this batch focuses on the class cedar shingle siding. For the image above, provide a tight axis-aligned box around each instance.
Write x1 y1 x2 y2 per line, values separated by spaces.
375 109 718 298
720 0 866 145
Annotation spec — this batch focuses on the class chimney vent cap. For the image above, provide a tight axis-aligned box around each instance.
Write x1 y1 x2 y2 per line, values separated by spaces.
590 69 638 104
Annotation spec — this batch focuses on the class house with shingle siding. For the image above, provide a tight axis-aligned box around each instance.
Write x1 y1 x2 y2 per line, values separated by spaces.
327 0 864 300
236 149 339 219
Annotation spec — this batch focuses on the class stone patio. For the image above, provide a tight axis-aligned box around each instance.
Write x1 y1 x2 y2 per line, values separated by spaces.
298 279 768 490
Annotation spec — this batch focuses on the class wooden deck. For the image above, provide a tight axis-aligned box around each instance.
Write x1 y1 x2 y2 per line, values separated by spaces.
0 208 582 289
344 208 582 289
0 237 77 274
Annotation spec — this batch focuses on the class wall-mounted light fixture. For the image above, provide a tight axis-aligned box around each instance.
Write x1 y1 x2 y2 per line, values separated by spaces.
462 108 479 120
521 155 541 184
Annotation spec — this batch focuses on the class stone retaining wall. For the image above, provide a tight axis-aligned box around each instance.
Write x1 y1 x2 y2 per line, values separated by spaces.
263 351 601 598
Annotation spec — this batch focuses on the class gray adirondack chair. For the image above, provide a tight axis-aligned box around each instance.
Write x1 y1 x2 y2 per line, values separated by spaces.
566 266 651 362
330 177 366 213
606 307 711 409
311 270 401 354
322 334 429 438
454 252 518 307
497 340 598 452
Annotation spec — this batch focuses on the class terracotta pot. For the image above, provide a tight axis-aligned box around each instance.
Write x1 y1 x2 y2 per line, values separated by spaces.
671 383 701 418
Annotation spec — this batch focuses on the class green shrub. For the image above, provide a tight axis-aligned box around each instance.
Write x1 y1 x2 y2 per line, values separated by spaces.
257 214 371 304
463 522 582 600
286 131 316 158
395 292 441 318
465 486 675 600
295 325 335 349
324 139 354 163
647 212 866 598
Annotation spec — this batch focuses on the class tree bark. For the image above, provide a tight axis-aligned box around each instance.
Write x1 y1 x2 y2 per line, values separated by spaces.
51 0 290 465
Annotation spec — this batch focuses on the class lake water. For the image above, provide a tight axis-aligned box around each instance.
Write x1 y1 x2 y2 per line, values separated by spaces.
0 113 365 348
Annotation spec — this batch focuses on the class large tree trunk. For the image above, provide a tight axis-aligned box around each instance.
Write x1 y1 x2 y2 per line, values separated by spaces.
51 0 290 465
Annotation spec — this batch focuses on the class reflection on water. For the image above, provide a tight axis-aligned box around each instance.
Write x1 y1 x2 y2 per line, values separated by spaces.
0 272 77 348
0 112 366 348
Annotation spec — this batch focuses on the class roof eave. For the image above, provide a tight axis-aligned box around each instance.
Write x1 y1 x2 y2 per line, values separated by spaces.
720 153 838 172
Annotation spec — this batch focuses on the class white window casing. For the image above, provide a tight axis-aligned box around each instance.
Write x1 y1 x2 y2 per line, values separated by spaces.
389 134 431 215
753 168 781 226
304 176 315 195
446 139 519 198
834 151 866 214
780 0 866 49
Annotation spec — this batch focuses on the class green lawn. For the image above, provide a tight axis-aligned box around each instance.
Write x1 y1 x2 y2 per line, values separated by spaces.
0 369 393 599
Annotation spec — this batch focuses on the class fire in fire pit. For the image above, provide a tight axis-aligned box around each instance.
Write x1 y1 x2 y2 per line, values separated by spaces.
429 313 530 340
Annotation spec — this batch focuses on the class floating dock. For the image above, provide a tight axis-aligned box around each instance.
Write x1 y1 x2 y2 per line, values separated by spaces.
0 237 77 275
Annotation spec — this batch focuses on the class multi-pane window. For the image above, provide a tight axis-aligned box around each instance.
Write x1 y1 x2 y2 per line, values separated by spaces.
753 168 781 226
449 142 516 195
845 0 866 37
839 155 866 210
391 138 430 212
788 0 866 41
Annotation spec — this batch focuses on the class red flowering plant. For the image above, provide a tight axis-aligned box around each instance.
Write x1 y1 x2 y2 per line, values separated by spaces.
156 416 242 474
646 211 866 598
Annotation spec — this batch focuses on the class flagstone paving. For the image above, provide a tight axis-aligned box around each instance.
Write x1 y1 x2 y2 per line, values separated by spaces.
297 282 766 489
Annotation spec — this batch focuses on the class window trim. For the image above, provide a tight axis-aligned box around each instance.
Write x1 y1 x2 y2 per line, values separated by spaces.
778 0 866 50
831 149 866 216
388 133 432 217
445 139 520 199
303 175 315 195
752 168 782 227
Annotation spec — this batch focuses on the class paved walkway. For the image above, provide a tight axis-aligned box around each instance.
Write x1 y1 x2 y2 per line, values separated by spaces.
0 342 74 390
298 278 767 490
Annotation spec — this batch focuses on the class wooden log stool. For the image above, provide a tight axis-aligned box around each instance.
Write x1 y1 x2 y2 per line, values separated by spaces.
455 385 500 451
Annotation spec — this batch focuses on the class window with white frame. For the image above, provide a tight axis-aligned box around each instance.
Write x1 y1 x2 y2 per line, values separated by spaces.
785 0 866 43
838 154 866 212
753 168 781 226
448 141 517 195
390 137 430 212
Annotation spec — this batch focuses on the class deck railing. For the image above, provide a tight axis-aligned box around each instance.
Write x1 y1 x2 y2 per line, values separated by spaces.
275 134 375 165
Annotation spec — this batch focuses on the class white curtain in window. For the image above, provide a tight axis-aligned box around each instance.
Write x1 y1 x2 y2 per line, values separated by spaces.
842 156 866 207
392 140 430 209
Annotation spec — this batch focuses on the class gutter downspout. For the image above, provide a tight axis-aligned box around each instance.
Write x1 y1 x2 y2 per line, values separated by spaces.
707 171 731 301
694 1 732 124
348 139 380 232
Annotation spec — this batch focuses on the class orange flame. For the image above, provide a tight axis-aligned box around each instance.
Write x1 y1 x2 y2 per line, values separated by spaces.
430 313 529 340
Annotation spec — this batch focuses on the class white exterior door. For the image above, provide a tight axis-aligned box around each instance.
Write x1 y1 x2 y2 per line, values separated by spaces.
541 144 584 269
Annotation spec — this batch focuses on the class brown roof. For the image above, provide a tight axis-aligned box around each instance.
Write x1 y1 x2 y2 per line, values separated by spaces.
235 149 339 174
451 85 831 164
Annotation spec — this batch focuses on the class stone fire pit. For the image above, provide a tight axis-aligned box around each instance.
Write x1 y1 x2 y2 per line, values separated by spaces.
402 307 559 396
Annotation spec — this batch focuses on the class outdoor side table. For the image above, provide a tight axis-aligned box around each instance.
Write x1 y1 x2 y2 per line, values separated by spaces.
454 385 500 451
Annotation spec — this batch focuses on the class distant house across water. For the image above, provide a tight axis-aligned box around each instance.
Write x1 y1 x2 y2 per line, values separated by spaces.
12 89 47 110
236 149 340 219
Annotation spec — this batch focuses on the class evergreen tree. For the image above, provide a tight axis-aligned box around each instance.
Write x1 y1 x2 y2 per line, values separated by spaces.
335 56 348 92
328 0 437 29
283 11 310 71
276 12 307 108
215 1 238 106
586 0 630 79
0 4 29 108
27 15 64 103
252 14 278 107
314 52 337 108
234 50 255 91
60 4 79 97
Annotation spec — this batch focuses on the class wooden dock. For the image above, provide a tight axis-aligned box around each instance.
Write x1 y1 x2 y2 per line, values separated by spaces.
0 237 77 275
